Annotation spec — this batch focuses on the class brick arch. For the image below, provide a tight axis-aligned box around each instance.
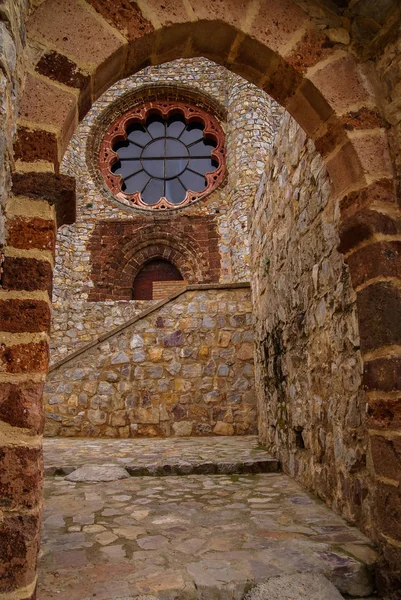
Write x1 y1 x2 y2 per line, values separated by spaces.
89 226 212 301
4 0 401 597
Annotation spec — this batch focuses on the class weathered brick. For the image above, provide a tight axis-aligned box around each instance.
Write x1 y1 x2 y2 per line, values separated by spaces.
363 357 401 392
0 514 41 595
12 172 76 227
370 435 401 481
14 126 59 168
7 217 56 252
0 382 45 434
2 256 53 293
0 341 49 373
347 241 401 288
0 446 43 510
357 283 401 353
0 299 51 333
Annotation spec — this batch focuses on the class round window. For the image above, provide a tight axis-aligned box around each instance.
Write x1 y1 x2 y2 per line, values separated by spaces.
100 101 225 210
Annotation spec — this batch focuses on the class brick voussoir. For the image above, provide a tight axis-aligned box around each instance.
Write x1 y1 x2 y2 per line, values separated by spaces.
363 356 401 392
357 282 401 354
12 172 76 227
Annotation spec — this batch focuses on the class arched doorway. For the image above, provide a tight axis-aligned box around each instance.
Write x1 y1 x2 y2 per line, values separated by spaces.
132 258 184 300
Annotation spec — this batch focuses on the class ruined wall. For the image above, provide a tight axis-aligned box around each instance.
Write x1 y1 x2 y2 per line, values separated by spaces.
45 286 256 438
51 58 281 362
251 114 372 532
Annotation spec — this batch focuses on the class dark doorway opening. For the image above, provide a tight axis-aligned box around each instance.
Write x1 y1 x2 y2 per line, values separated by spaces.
132 258 184 300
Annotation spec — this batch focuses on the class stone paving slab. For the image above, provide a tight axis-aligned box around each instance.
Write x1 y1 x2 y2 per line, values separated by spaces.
38 473 377 599
43 436 280 476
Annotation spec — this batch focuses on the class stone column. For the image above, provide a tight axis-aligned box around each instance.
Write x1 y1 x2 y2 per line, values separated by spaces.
226 80 283 282
0 172 75 599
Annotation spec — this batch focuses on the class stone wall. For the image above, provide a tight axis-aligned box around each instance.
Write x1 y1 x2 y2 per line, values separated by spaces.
251 114 371 531
45 286 256 438
50 58 281 362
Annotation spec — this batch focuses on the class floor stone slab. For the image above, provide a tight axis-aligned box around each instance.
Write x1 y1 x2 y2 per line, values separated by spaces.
39 471 377 599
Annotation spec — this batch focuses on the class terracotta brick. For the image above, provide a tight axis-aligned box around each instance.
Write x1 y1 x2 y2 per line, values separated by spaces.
347 241 401 288
366 397 401 430
251 0 307 53
357 283 401 353
2 256 53 293
35 51 91 119
309 53 376 114
263 59 303 107
339 209 401 254
28 0 124 69
0 382 45 434
339 179 395 222
0 299 51 333
285 29 336 74
191 20 238 67
370 435 401 481
7 217 56 252
314 119 348 158
14 126 59 169
12 172 76 227
190 0 253 30
19 73 77 143
376 484 401 541
352 130 393 178
88 217 220 301
286 79 333 137
340 107 386 131
0 341 49 373
0 446 43 511
363 357 401 392
326 141 365 196
0 514 41 594
86 0 153 40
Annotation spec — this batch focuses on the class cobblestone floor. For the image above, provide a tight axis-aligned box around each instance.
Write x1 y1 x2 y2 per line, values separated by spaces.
39 438 378 600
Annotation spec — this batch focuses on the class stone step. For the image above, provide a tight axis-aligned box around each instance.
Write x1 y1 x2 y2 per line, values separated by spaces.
45 457 280 479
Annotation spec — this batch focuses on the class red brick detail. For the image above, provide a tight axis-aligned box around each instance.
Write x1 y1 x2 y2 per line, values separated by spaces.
85 0 154 40
0 446 43 511
1 257 53 293
153 280 187 300
340 179 395 222
285 29 335 74
133 259 183 300
7 217 56 252
88 216 220 301
100 101 226 210
0 382 45 434
363 357 401 392
0 300 51 333
0 341 49 374
347 241 401 289
340 211 401 255
376 484 401 541
357 283 401 353
35 51 91 119
0 513 41 595
366 397 401 430
14 126 59 169
12 172 76 227
370 435 401 481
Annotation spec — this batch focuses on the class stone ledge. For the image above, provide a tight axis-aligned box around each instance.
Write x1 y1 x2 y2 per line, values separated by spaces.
44 457 280 478
49 282 251 372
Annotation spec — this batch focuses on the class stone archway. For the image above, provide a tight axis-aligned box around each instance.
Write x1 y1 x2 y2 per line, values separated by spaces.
2 1 401 597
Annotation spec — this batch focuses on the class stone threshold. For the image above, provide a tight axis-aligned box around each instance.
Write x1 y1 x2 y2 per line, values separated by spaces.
44 456 280 479
49 281 251 372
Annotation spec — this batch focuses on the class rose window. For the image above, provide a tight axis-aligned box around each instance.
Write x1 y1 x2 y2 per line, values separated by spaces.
100 101 225 210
